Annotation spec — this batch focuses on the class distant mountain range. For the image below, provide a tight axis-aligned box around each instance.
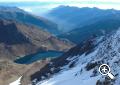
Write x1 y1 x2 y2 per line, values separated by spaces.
0 6 61 35
46 6 120 32
58 18 120 43
45 6 120 43
0 19 73 60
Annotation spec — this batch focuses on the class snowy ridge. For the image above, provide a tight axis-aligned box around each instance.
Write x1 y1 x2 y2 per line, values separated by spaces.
35 28 120 85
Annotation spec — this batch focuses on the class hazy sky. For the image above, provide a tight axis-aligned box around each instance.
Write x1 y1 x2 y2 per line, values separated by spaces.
0 0 120 14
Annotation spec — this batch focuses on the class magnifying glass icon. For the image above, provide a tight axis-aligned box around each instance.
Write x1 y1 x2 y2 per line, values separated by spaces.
99 64 115 79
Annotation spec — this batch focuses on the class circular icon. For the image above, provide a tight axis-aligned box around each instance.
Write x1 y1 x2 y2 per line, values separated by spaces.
99 64 115 79
99 64 110 75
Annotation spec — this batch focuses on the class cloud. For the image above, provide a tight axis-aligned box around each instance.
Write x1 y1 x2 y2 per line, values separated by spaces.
20 4 59 14
23 7 33 12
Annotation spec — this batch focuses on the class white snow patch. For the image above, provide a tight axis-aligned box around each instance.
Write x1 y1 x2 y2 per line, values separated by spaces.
9 76 22 85
37 64 101 85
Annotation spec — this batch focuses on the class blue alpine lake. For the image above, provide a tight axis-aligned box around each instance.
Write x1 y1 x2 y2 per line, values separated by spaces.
14 51 63 64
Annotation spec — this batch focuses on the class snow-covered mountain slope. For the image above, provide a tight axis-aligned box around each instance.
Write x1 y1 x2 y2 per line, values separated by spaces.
31 28 120 85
